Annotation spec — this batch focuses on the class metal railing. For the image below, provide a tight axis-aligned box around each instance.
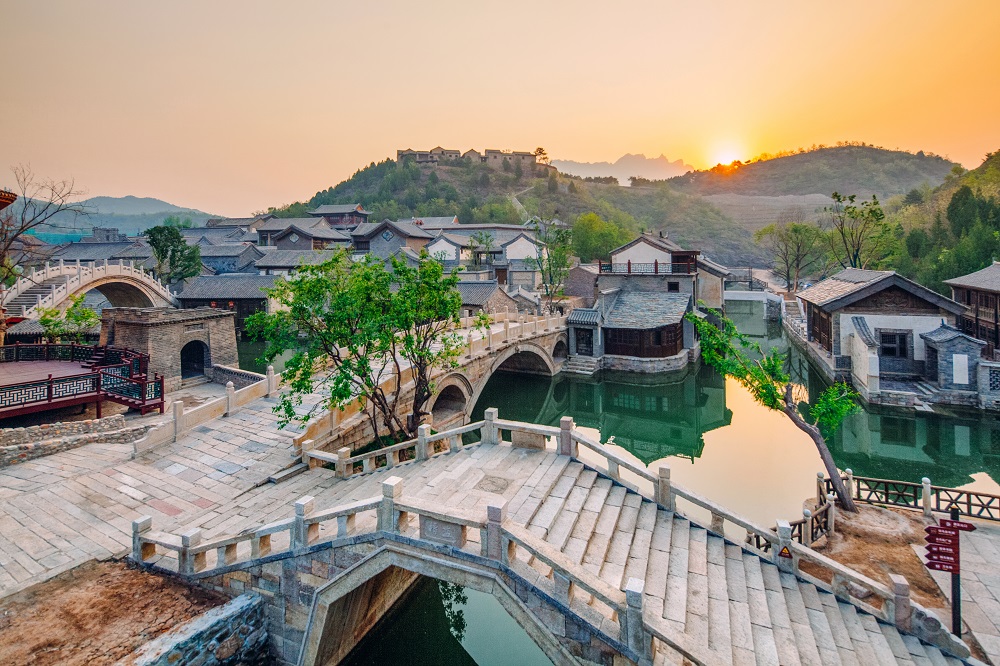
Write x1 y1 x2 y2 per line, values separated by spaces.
597 260 695 275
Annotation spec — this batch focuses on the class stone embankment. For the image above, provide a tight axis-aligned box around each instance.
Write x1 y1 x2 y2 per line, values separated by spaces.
0 415 150 467
118 593 269 666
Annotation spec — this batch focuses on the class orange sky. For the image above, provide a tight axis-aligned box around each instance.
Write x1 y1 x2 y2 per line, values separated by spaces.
2 1 999 216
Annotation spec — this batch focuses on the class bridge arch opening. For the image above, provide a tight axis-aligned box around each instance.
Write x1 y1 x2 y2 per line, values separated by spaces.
431 383 468 428
180 340 209 378
87 281 156 309
494 347 554 377
552 339 568 360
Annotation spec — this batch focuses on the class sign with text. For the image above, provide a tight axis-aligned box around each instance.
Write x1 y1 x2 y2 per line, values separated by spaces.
940 519 977 532
926 544 959 556
925 525 959 538
926 561 960 573
925 534 958 546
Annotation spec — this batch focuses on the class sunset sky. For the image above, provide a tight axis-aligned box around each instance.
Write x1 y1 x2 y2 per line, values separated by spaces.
3 1 999 215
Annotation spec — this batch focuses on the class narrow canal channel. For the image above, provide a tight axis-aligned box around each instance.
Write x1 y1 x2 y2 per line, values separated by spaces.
238 300 1000 664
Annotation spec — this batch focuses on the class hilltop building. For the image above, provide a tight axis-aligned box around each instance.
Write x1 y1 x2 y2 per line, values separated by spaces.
397 147 537 171
944 262 1000 356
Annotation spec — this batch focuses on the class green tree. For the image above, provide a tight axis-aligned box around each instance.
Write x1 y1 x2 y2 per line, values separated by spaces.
37 293 100 343
468 231 496 266
754 221 823 290
947 185 979 237
501 158 512 173
547 172 558 193
572 212 632 263
144 225 201 283
533 147 549 165
905 228 930 259
528 218 572 310
247 250 464 441
685 309 859 511
825 192 893 269
163 215 193 229
514 161 523 181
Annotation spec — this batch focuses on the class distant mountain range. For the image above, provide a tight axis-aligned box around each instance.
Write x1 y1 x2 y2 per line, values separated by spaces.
25 195 216 243
551 153 694 184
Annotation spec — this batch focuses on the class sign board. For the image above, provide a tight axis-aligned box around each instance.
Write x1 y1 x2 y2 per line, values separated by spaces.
940 519 977 532
926 544 959 556
778 546 792 559
925 525 959 537
927 561 960 573
926 552 958 565
925 534 958 546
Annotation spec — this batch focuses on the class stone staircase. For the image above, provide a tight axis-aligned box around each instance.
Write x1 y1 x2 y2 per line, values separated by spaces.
562 354 600 376
5 273 73 316
509 459 969 665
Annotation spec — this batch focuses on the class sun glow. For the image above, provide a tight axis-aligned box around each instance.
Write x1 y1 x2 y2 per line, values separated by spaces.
711 148 743 166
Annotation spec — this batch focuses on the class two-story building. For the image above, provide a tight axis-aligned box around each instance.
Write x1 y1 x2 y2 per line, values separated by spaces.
256 218 351 250
255 249 337 276
307 204 371 229
350 219 432 257
197 243 265 274
944 262 1000 356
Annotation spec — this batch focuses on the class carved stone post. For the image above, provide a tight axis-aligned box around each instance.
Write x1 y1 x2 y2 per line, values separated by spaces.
180 528 205 575
224 381 236 417
416 424 431 461
827 493 837 535
803 509 813 545
816 472 825 504
889 573 912 632
378 476 403 532
558 416 575 457
132 515 153 562
656 465 675 511
467 332 474 359
335 447 350 477
266 365 276 397
172 400 184 442
293 496 317 549
483 407 499 446
485 502 506 560
845 468 854 498
624 577 649 663
922 477 933 517
775 520 796 573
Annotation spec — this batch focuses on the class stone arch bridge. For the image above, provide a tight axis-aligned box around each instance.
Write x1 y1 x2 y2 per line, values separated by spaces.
3 259 176 318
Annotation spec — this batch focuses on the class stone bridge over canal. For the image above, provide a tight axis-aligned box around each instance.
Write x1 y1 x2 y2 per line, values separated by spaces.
3 259 177 318
133 413 972 666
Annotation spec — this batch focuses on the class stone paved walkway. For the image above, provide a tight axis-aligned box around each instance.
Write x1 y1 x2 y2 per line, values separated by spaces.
920 519 1000 664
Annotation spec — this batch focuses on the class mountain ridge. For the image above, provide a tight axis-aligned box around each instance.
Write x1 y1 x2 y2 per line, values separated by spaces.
551 153 694 183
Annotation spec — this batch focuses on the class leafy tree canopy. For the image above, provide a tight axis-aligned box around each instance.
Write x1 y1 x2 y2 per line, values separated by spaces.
144 224 201 283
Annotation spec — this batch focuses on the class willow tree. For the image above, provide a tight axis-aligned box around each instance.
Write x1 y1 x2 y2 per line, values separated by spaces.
247 250 464 443
686 309 859 511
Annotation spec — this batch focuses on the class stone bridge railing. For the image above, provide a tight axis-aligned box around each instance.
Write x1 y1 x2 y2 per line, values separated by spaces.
4 258 177 317
130 410 964 660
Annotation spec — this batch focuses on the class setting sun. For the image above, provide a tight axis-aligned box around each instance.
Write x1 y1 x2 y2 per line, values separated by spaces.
710 145 745 166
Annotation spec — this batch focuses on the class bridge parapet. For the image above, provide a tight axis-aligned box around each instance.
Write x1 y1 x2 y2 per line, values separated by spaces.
5 258 177 318
130 411 968 662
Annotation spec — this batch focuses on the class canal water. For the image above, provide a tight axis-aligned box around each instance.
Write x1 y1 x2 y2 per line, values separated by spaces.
241 300 1000 664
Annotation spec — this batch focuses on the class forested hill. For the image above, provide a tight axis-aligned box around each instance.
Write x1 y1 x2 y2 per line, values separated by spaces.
267 157 757 265
665 145 957 199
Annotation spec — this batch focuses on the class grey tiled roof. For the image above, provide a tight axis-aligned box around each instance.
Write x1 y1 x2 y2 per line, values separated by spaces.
254 250 338 269
850 316 878 347
352 220 433 239
180 226 249 243
52 242 136 262
566 308 599 325
111 242 153 259
943 263 1000 291
196 244 263 258
256 217 319 232
455 280 499 306
309 204 370 216
920 323 985 345
176 274 278 300
796 269 893 307
604 292 690 329
205 214 273 228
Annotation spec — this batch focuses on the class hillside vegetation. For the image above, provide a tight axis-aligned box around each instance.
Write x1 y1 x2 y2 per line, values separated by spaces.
666 144 957 199
889 150 1000 293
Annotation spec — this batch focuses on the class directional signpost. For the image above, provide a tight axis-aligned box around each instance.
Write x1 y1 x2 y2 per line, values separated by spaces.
925 506 977 636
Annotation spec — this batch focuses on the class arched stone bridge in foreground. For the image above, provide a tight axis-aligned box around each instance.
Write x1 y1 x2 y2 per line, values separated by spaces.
133 414 971 666
3 259 176 318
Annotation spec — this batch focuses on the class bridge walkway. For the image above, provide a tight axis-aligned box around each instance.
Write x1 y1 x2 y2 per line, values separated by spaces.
142 436 970 665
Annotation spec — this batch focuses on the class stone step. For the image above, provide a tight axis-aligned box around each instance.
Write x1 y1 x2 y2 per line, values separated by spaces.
267 463 309 485
526 462 584 538
561 477 612 565
544 469 597 551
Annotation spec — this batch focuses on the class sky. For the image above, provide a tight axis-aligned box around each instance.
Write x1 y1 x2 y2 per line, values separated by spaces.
2 1 999 216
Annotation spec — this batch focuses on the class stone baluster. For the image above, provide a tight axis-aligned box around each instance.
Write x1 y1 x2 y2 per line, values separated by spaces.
179 528 205 575
827 494 837 535
624 578 649 662
816 472 825 504
337 510 356 538
889 574 912 632
845 468 854 498
251 533 271 558
172 400 185 442
132 515 154 562
378 476 403 532
484 502 506 560
558 416 575 457
483 407 499 446
335 447 350 477
217 543 237 567
656 465 675 511
711 512 725 535
607 459 620 481
385 449 397 469
803 509 813 544
775 520 796 573
922 477 933 517
266 365 276 397
467 332 474 359
224 381 237 417
447 434 459 454
416 424 431 461
553 571 572 605
363 456 374 474
503 318 510 341
293 496 317 549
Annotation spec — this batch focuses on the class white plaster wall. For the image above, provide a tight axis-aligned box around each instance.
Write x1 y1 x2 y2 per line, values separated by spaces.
847 332 880 393
505 236 540 261
426 238 458 260
611 241 670 265
838 313 945 361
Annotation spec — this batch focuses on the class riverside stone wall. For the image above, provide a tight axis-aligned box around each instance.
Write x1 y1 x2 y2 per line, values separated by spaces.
210 365 265 390
0 416 150 468
120 593 268 666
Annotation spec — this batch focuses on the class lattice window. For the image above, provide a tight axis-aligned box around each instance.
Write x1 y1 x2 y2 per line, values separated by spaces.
990 368 1000 391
